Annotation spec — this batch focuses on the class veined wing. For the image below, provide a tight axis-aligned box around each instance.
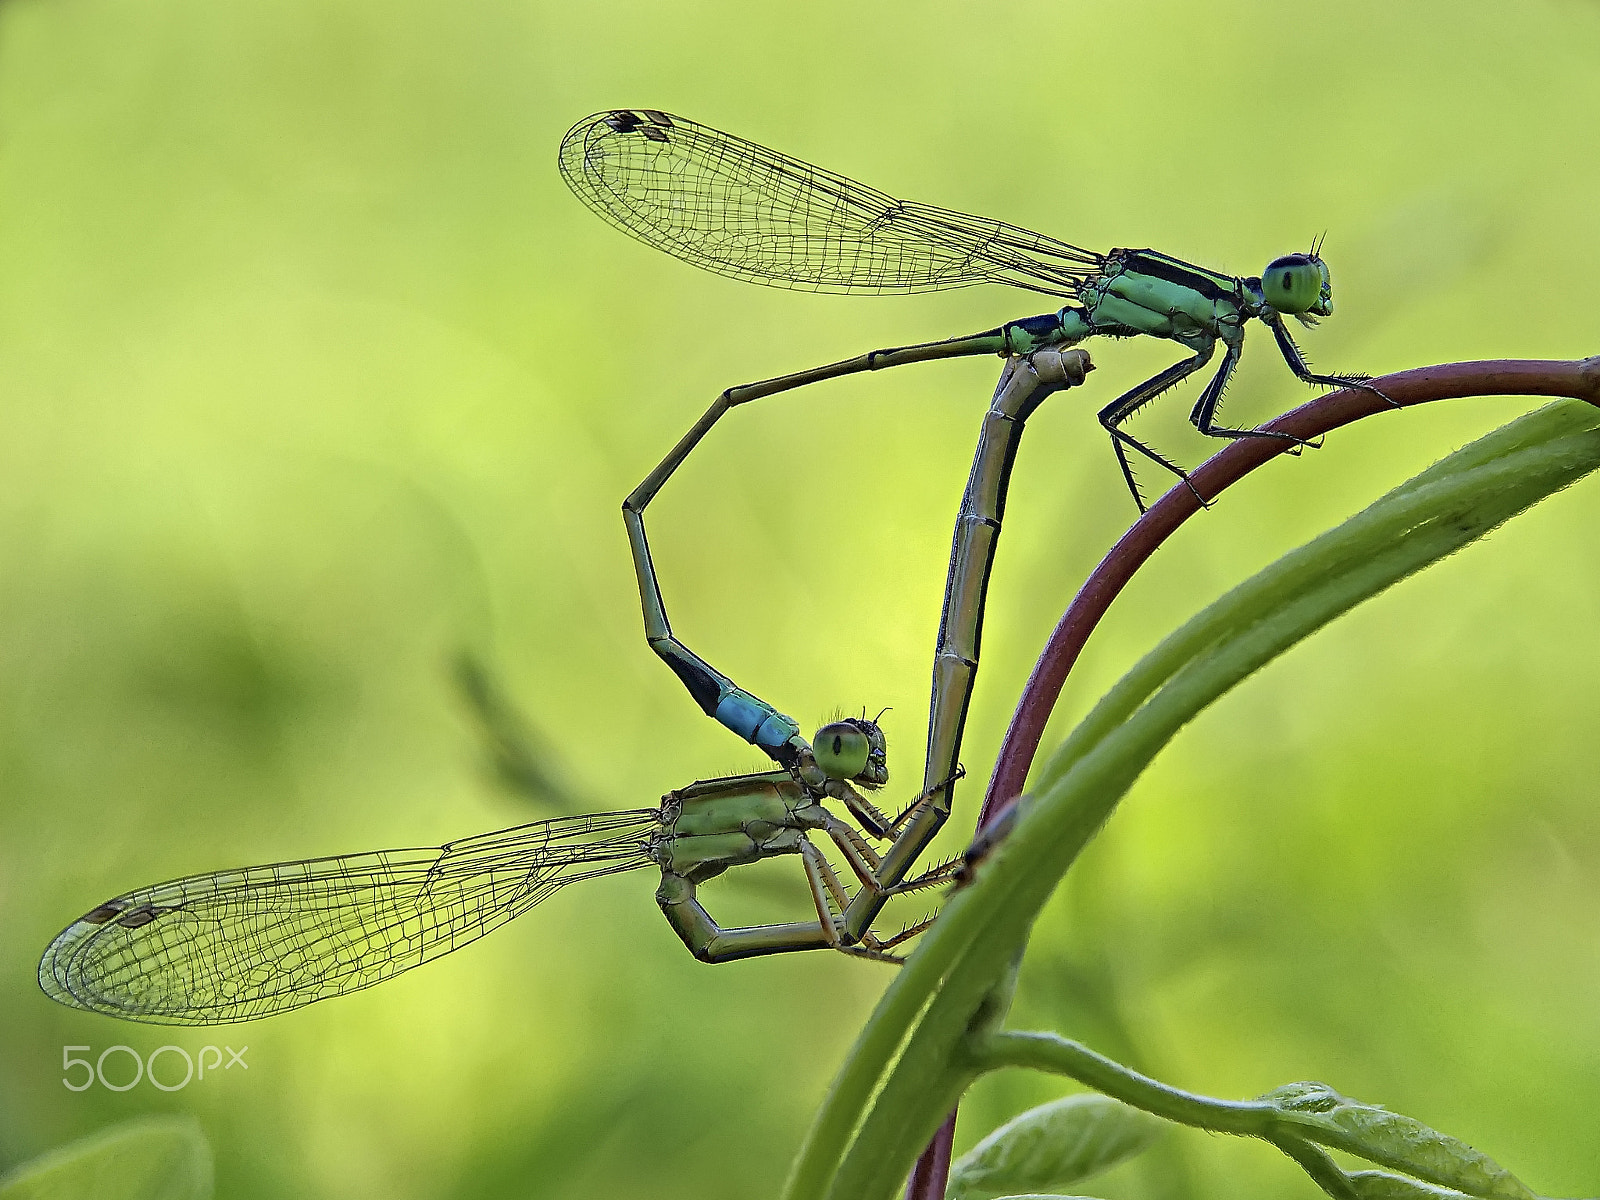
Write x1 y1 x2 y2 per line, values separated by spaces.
558 109 1104 299
39 809 661 1025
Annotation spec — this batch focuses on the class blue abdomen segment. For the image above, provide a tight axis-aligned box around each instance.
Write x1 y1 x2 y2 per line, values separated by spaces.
651 636 802 758
715 689 801 753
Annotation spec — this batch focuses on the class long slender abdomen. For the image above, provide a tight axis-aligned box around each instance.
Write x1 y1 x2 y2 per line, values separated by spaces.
924 356 1070 809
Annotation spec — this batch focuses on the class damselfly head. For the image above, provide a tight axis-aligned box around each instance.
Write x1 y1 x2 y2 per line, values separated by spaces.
813 716 889 788
1262 252 1334 322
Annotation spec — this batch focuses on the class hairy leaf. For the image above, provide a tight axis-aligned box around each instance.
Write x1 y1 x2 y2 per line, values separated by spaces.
1263 1083 1535 1200
947 1094 1166 1200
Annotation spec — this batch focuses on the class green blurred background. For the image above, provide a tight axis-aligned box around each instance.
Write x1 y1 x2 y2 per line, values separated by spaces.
3 1 1599 1196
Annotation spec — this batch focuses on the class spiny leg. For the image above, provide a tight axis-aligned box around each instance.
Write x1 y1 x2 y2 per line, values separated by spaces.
800 839 854 929
838 786 898 844
839 943 908 964
1187 339 1323 456
883 854 962 897
861 912 941 955
821 815 959 920
817 808 957 894
854 877 955 957
1096 345 1217 512
1264 312 1398 408
887 766 967 835
814 807 955 958
801 839 927 964
818 811 885 881
799 841 905 963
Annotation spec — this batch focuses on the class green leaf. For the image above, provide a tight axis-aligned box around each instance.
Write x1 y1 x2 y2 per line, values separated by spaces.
947 1094 1166 1200
0 1116 212 1200
1262 1083 1535 1200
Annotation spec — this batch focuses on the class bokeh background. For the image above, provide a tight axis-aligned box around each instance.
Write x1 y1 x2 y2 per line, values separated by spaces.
3 1 1599 1196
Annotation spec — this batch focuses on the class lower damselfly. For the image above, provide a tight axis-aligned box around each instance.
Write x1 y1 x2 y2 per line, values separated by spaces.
39 344 1092 1021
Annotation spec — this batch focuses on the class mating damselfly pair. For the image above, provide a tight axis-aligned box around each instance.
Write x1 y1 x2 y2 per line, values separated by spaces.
40 108 1365 1024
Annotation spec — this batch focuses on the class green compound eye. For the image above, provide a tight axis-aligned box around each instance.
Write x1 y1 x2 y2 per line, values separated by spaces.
813 722 870 781
1262 254 1323 314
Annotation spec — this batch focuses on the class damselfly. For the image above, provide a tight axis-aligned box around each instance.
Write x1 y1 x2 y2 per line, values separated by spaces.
561 108 1373 515
38 350 1091 1023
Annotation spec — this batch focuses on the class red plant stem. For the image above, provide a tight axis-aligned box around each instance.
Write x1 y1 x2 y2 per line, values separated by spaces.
904 357 1600 1200
902 1111 956 1200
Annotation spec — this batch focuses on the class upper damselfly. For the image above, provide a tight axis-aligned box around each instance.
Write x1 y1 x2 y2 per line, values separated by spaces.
561 107 1375 514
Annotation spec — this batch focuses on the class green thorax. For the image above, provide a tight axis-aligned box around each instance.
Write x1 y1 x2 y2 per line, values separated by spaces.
654 771 821 883
1077 249 1265 343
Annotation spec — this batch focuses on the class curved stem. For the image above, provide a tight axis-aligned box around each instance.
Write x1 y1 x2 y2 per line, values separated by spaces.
967 1030 1274 1134
983 356 1600 819
890 358 1600 1200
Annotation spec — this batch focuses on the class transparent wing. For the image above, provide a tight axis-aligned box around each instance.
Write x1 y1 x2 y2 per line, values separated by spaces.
39 809 661 1025
558 109 1104 299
